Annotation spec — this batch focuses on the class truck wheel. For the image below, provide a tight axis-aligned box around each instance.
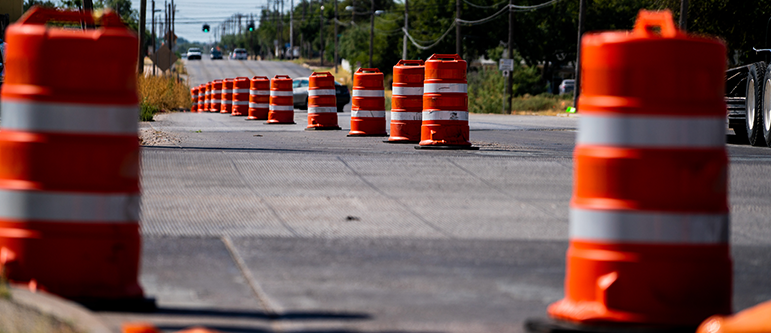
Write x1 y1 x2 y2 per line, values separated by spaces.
764 66 771 147
746 62 767 146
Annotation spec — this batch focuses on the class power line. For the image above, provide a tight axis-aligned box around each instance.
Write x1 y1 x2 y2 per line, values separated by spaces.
462 0 507 9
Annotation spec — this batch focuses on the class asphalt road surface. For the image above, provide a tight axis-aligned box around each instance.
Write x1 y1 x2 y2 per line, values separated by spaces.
95 59 771 333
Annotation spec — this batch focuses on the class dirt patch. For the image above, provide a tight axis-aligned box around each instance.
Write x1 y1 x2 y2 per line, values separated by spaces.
139 127 182 146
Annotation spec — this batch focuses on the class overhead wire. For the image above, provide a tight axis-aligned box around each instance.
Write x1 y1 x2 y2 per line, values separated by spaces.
462 0 508 9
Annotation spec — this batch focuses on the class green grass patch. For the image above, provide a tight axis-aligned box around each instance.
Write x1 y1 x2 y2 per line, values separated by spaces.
140 99 160 122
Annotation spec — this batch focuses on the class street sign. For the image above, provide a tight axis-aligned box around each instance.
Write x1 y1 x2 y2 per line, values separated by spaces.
151 44 178 72
499 58 514 71
502 70 510 77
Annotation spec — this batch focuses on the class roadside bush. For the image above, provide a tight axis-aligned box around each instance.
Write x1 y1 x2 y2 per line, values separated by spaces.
140 98 160 121
137 74 191 121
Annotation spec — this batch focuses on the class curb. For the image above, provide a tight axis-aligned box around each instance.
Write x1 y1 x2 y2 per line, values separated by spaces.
6 285 114 333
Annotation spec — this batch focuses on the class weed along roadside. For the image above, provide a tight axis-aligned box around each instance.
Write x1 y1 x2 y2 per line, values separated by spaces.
138 62 193 121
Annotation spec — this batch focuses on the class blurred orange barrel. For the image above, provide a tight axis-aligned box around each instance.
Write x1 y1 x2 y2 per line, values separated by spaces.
210 79 222 112
197 84 205 112
231 77 250 116
190 86 198 112
349 68 387 136
247 76 270 120
266 75 295 124
388 60 424 143
203 82 211 111
307 72 341 130
0 7 145 301
220 78 233 114
547 10 731 327
418 54 471 148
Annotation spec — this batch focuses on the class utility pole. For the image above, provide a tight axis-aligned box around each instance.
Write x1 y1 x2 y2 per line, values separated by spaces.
291 0 294 56
679 0 688 31
334 0 338 72
320 3 324 66
139 0 146 74
455 0 460 56
172 1 176 82
152 0 156 76
83 0 93 28
168 2 172 77
505 0 512 114
573 0 586 111
239 13 242 35
369 0 374 67
402 0 408 60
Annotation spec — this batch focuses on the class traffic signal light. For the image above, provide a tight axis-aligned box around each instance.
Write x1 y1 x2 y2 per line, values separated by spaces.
202 24 210 32
248 21 255 32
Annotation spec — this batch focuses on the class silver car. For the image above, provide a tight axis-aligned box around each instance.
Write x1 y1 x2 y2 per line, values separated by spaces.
293 77 351 112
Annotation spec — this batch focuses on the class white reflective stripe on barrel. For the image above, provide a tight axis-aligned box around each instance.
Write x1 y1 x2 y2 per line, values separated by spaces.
392 86 423 96
351 110 386 118
424 83 467 94
1 101 138 135
269 105 294 111
422 110 468 121
205 91 211 95
222 89 232 94
0 190 140 223
250 103 269 108
250 90 270 95
211 90 222 95
577 114 726 148
308 106 337 113
570 208 728 244
232 101 250 106
270 90 293 97
211 99 221 104
391 111 421 121
232 89 250 93
352 90 385 97
308 89 336 96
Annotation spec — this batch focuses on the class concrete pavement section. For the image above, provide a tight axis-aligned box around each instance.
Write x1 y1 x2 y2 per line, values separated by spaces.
91 107 771 333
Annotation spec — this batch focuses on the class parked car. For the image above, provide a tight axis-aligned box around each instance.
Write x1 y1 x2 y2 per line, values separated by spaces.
210 48 223 60
559 79 575 95
293 77 351 112
233 48 248 60
186 47 202 60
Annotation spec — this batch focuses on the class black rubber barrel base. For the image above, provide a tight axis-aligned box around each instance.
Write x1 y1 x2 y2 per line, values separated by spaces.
523 318 698 333
384 140 419 144
414 145 479 150
305 126 342 131
76 296 157 313
264 122 297 125
347 134 389 137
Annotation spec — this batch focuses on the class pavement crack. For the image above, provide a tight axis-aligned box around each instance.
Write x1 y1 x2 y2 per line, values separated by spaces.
221 235 284 329
225 152 300 237
445 158 562 219
336 156 454 239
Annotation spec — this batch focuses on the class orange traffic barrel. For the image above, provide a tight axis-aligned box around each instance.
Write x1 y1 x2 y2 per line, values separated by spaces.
247 76 270 120
203 82 211 112
349 68 387 136
266 75 295 124
190 86 198 112
417 54 475 149
697 299 771 333
197 84 205 113
210 79 223 112
231 77 250 116
220 78 233 114
0 7 149 304
306 72 341 130
547 10 730 328
388 60 424 143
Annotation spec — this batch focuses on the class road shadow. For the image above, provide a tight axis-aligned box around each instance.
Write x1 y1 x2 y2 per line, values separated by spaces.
153 307 371 321
155 325 441 333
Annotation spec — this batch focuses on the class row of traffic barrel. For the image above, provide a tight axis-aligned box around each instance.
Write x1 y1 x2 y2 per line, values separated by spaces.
188 54 476 149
